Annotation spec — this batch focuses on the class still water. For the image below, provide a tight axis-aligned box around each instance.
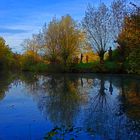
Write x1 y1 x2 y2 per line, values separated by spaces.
0 72 139 140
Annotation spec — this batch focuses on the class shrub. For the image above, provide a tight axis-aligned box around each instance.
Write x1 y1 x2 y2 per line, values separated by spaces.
104 61 123 73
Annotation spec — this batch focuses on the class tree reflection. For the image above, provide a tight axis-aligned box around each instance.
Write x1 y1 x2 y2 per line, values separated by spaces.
83 75 140 140
20 72 40 91
117 77 140 139
109 78 113 95
90 76 110 112
126 85 140 120
0 71 15 101
83 76 113 139
3 72 138 139
38 74 87 127
117 76 140 119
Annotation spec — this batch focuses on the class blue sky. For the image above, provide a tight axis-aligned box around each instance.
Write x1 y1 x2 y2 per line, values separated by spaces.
0 0 139 52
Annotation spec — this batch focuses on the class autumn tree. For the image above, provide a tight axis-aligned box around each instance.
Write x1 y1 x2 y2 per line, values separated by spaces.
117 4 140 73
22 32 45 65
23 33 44 55
0 37 13 69
111 0 128 40
59 15 81 65
43 18 60 64
83 3 112 63
44 15 83 65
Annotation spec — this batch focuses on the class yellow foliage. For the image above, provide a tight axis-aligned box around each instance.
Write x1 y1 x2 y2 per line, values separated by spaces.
82 52 99 63
22 50 43 63
118 15 140 49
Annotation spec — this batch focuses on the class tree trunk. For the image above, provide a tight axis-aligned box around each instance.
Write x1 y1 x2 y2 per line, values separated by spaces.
98 50 105 64
99 54 104 64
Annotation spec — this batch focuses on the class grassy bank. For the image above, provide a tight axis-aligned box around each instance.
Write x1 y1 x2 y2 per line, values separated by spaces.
72 61 125 73
21 61 128 74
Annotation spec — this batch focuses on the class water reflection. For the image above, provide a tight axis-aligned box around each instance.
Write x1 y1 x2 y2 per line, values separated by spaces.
0 72 139 139
25 74 89 127
109 78 113 95
0 71 15 101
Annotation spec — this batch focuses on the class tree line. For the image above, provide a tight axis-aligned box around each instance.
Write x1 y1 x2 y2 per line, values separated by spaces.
0 0 140 74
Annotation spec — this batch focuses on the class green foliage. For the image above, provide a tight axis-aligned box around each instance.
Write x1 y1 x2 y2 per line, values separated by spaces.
104 61 123 73
127 47 140 74
116 9 140 74
21 56 36 71
74 62 97 73
112 49 122 62
0 37 15 69
20 52 48 72
73 61 123 73
22 62 48 72
35 63 48 72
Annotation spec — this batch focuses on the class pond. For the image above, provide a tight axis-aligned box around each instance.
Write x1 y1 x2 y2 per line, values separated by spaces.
0 72 140 140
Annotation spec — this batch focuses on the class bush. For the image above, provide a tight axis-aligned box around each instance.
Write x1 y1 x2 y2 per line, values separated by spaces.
35 63 48 72
127 48 140 74
22 62 48 72
104 61 123 73
73 62 97 73
72 61 124 73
